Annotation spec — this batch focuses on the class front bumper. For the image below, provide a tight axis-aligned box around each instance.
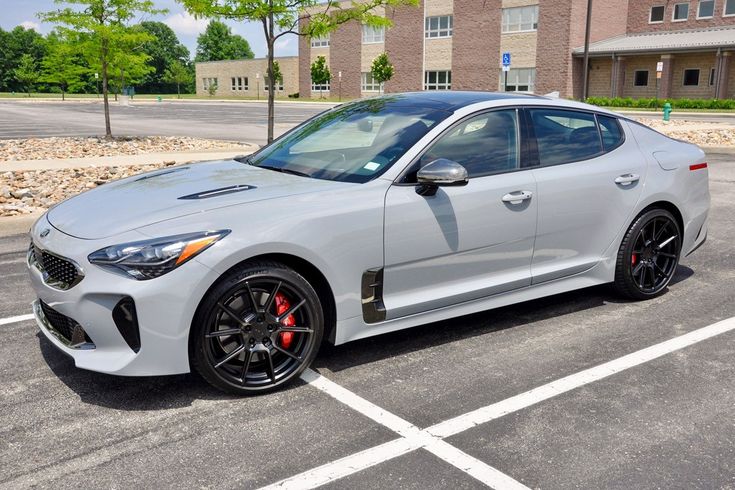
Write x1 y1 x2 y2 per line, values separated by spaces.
28 215 222 376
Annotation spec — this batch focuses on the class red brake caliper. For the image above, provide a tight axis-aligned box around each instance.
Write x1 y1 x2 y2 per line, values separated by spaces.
632 253 638 266
274 292 296 349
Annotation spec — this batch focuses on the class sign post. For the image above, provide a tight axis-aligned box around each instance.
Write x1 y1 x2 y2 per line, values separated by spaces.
95 72 99 98
656 61 664 108
256 73 260 101
338 71 342 102
502 52 511 92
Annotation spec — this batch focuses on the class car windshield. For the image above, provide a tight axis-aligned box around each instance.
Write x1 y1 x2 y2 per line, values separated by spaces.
246 97 452 183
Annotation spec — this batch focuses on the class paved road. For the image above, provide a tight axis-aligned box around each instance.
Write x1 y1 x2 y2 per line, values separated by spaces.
0 155 734 489
0 100 329 146
2 100 734 148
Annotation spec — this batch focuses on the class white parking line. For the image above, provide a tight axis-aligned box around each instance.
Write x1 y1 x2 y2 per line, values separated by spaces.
0 313 34 326
264 316 735 489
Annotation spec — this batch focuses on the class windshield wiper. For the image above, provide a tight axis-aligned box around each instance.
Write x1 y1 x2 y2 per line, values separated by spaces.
256 165 312 179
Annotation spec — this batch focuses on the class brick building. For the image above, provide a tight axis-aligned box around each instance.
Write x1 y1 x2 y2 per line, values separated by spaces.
197 0 735 100
195 56 299 98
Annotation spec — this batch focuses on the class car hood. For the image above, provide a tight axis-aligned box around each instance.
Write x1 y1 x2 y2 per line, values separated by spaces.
47 159 349 239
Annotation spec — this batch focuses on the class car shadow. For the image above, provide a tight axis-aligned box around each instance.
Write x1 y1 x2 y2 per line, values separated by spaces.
38 265 694 407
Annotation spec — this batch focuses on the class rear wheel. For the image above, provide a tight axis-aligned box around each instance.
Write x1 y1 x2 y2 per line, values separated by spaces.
191 261 323 395
614 209 681 300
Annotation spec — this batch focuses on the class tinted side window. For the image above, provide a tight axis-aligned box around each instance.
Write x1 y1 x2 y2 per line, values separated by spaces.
529 109 602 166
419 109 520 178
597 115 624 152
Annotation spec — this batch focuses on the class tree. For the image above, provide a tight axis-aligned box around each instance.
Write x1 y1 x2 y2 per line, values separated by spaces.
178 0 418 144
14 55 40 96
195 20 254 62
371 52 393 95
41 31 91 100
207 80 218 97
310 56 330 99
139 21 190 93
0 26 47 92
164 60 193 98
40 0 166 139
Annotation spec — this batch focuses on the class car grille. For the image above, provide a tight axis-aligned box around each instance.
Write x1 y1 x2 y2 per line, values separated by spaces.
29 243 83 290
39 300 93 347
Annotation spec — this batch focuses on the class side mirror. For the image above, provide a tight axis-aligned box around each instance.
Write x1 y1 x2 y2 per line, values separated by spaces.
416 159 469 196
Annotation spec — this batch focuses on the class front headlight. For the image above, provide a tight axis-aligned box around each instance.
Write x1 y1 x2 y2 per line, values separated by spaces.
88 230 230 280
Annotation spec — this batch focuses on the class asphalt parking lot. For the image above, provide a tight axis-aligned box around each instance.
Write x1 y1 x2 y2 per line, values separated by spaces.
0 100 328 145
0 154 734 489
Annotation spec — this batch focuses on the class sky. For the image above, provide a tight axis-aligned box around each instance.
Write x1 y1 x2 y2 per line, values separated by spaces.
0 0 299 59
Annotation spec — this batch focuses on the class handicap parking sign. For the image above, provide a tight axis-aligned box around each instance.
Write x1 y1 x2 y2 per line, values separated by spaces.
502 52 511 67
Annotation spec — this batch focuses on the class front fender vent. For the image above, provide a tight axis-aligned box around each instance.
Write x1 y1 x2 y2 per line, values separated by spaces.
178 184 256 200
361 268 386 324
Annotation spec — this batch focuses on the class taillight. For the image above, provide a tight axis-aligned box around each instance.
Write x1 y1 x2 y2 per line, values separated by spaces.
690 163 708 171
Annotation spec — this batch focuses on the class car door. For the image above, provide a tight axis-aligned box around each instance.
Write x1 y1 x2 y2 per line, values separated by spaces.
528 108 645 283
382 108 538 320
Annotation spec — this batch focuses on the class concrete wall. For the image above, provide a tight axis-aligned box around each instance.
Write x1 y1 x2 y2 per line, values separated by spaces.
670 52 718 99
195 57 299 97
588 57 613 97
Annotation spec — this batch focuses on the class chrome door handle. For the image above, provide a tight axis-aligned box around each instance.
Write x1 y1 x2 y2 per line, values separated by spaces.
615 174 640 185
502 191 533 204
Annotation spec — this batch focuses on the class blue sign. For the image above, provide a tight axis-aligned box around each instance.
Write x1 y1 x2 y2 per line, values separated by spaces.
502 52 511 67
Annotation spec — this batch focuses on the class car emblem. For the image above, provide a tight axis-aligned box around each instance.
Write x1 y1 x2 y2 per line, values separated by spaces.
40 229 50 238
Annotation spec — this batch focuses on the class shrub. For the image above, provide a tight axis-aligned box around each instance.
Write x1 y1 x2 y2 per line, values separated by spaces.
585 96 735 110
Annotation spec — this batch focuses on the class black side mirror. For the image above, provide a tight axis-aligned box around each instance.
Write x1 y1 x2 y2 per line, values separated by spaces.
416 159 469 196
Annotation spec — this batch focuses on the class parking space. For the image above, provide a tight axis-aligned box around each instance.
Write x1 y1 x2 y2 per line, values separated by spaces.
0 154 733 489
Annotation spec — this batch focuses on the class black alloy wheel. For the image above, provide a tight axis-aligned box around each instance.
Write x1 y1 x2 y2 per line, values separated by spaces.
614 208 682 300
192 261 324 395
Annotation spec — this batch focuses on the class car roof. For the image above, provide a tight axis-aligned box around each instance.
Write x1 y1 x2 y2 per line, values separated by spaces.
365 91 543 111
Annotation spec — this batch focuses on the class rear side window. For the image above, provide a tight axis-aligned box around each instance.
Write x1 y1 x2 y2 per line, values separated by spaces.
529 109 602 166
597 115 625 151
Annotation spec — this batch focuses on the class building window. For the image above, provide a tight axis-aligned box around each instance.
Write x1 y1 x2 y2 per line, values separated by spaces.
425 16 453 38
311 35 329 48
311 81 330 92
231 77 248 91
203 78 218 90
231 77 236 91
634 70 649 87
362 25 384 43
424 71 451 90
710 68 716 85
502 6 539 32
697 0 715 18
264 77 284 91
726 0 735 15
361 72 381 92
502 68 536 92
683 69 700 86
672 3 689 21
649 5 665 23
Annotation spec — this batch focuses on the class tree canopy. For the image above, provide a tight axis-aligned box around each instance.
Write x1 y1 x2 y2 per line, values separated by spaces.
195 20 254 62
371 52 394 93
0 26 47 92
139 21 191 93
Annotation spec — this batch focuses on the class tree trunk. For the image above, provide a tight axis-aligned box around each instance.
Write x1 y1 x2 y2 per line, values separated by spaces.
177 82 181 99
101 41 112 139
266 10 276 144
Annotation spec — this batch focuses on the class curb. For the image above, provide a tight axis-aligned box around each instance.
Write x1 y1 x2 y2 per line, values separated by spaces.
703 146 735 155
0 213 41 238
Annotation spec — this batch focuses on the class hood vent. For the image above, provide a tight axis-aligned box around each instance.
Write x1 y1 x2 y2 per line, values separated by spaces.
135 167 189 181
178 184 256 200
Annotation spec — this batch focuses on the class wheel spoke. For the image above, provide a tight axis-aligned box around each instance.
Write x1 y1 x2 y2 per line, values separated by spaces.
279 326 314 334
638 265 647 288
658 236 677 249
272 344 302 362
264 349 276 383
214 344 245 369
277 298 306 323
217 302 249 328
632 262 645 277
263 281 282 314
206 328 242 338
245 281 260 312
659 252 677 259
654 221 670 241
239 350 252 385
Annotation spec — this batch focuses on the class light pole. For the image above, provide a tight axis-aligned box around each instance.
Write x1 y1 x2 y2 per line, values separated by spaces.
338 71 342 102
581 0 593 101
256 72 260 101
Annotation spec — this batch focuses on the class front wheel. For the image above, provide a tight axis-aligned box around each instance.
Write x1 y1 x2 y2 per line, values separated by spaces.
614 209 682 300
191 261 324 395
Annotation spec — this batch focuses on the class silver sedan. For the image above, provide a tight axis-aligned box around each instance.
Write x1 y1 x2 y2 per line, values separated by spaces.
27 92 709 394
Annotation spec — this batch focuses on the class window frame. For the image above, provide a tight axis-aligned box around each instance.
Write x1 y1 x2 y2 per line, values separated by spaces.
726 0 735 16
310 35 330 48
361 72 382 92
424 70 452 91
672 2 690 21
649 5 666 23
397 107 528 184
683 68 700 86
697 0 715 18
502 68 536 93
361 24 385 44
710 67 717 86
597 115 626 153
502 5 539 33
424 15 453 38
311 81 331 92
634 70 650 87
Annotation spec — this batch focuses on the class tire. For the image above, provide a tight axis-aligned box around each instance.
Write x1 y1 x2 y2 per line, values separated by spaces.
614 208 682 300
191 260 324 395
